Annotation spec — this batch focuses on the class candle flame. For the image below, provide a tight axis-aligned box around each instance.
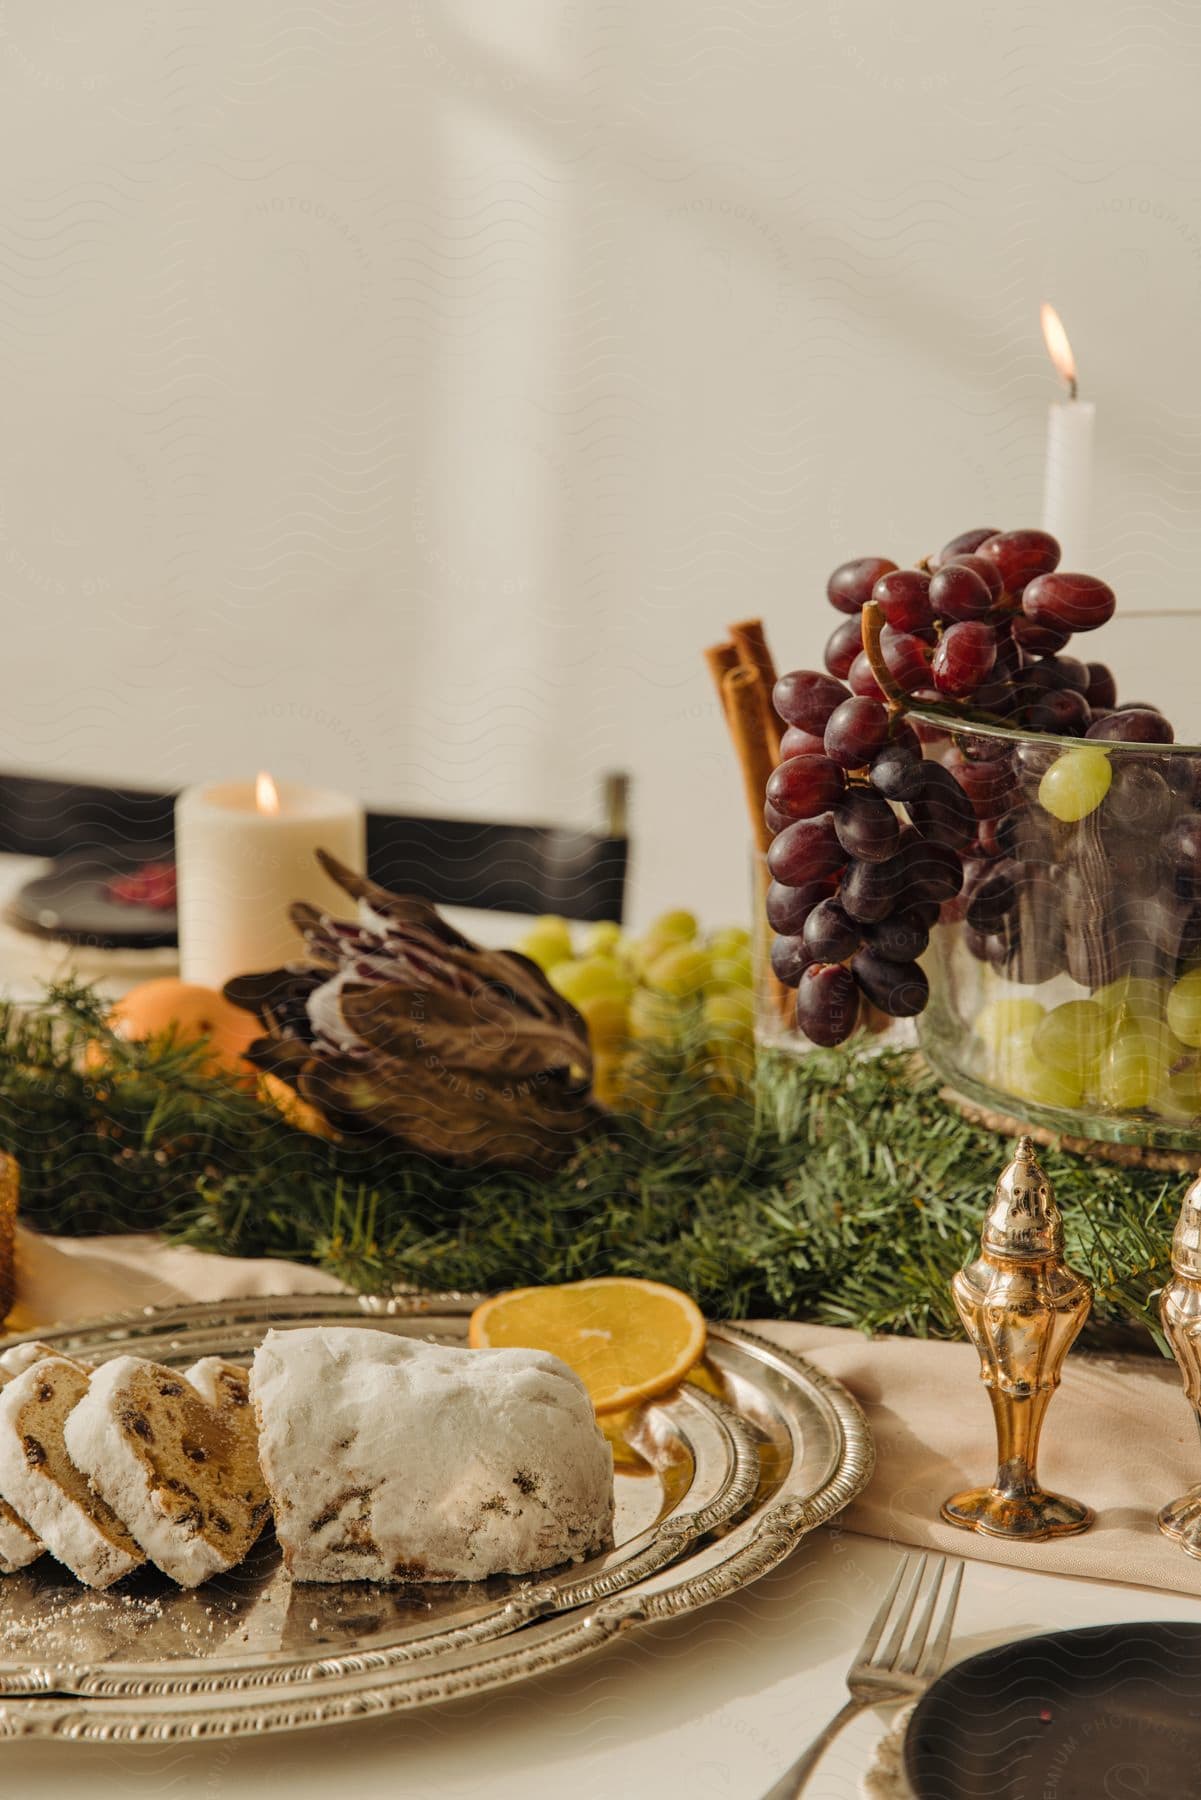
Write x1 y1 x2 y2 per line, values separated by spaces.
1040 302 1078 398
255 770 281 816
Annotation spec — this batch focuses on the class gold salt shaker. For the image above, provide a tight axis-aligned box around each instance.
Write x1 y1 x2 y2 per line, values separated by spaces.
1157 1172 1201 1559
942 1135 1094 1541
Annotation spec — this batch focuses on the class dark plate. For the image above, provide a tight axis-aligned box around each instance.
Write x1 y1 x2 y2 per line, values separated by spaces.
905 1622 1201 1800
6 844 177 948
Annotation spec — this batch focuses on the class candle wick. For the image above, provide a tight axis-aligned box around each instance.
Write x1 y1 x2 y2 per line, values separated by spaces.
1067 375 1078 402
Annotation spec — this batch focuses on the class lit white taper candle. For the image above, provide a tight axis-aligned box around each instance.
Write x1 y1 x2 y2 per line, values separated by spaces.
1040 301 1094 570
175 773 365 989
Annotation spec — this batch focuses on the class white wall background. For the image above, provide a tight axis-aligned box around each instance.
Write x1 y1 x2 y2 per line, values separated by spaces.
2 1 1201 926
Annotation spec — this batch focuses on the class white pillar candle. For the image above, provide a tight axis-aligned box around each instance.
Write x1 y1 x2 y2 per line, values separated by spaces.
175 774 365 990
1043 397 1095 571
1039 301 1094 570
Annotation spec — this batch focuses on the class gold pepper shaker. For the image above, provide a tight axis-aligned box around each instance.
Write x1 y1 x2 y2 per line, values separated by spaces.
1157 1172 1201 1559
942 1135 1094 1541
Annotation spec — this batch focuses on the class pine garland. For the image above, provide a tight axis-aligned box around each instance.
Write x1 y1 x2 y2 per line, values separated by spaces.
0 981 1180 1351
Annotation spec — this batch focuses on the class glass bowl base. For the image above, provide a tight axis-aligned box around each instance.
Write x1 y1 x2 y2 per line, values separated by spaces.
922 1039 1201 1158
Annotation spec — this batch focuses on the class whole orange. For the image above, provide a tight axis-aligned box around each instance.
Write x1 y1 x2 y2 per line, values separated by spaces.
101 978 260 1082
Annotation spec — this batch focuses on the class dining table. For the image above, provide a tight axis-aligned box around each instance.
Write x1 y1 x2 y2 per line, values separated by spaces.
4 1225 1201 1800
7 1519 1200 1800
3 850 1201 1797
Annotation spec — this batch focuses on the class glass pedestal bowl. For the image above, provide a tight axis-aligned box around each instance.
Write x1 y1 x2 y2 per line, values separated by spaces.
916 711 1201 1151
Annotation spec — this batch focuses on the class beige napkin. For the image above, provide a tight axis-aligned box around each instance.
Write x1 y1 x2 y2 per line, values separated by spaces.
753 1320 1201 1598
7 1224 346 1331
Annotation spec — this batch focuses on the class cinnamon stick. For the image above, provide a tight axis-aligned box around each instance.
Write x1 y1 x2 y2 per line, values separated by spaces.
721 663 776 857
709 655 791 1030
704 641 740 720
728 618 782 760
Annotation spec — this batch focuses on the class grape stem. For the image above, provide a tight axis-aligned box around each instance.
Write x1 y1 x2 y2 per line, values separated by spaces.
860 600 1015 735
859 600 906 713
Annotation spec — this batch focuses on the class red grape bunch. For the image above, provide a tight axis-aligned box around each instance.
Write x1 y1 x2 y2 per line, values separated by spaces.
768 526 1176 1048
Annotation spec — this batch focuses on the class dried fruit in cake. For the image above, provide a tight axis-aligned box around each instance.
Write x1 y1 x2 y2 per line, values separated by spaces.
0 1344 70 1572
64 1356 268 1589
0 1356 143 1589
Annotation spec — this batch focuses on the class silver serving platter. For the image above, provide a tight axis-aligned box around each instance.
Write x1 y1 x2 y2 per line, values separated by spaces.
0 1294 873 1740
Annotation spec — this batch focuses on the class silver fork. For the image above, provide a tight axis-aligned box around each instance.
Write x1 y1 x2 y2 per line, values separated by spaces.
761 1551 964 1800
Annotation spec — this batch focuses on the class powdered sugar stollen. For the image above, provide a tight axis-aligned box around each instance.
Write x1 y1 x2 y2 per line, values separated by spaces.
251 1326 615 1584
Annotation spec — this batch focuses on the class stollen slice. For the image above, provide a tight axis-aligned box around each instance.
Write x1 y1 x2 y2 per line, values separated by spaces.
0 1491 40 1573
0 1356 144 1589
64 1356 269 1589
0 1349 59 1572
0 1344 97 1575
0 1340 69 1378
184 1356 251 1414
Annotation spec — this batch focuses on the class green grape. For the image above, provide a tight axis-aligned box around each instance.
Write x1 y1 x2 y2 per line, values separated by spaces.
973 997 1045 1059
707 944 754 992
1097 1024 1171 1111
548 955 634 1009
652 907 699 940
516 917 574 972
1167 969 1201 1047
1032 999 1108 1085
996 1027 1085 1110
1093 976 1167 1027
633 909 699 975
641 911 699 960
645 943 710 999
1038 747 1112 822
574 991 630 1050
708 926 751 956
703 988 754 1043
582 920 623 956
1150 1058 1201 1123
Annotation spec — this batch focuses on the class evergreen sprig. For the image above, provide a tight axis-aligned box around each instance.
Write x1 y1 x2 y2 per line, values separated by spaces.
0 982 1181 1352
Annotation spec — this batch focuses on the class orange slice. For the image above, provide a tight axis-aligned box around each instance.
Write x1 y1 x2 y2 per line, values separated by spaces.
468 1276 707 1415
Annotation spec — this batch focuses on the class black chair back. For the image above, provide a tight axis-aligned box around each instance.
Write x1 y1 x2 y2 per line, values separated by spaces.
0 775 629 923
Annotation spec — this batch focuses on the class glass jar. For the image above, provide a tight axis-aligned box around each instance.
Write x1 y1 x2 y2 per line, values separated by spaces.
915 711 1201 1149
